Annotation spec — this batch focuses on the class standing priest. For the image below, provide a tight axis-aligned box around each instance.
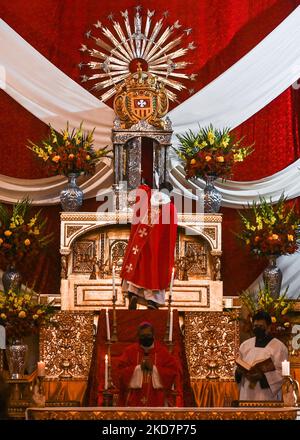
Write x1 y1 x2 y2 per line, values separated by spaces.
121 181 177 310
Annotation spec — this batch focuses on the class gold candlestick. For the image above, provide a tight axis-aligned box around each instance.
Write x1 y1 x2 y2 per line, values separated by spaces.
111 292 118 342
282 375 299 407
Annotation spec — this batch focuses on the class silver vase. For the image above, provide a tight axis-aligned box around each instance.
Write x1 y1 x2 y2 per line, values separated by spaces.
2 266 22 294
203 174 222 213
60 173 83 212
263 255 282 299
6 339 28 379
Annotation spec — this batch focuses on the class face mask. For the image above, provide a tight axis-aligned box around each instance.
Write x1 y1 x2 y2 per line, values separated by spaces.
139 336 154 347
253 327 266 339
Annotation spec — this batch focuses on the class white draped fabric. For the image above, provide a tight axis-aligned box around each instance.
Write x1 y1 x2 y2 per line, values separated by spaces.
0 19 115 148
169 6 300 133
169 157 300 208
1 9 300 204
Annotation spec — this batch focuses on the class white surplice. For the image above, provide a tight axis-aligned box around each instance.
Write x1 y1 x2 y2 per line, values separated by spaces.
237 337 288 401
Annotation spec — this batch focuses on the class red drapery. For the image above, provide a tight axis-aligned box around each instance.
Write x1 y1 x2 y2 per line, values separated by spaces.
1 0 300 295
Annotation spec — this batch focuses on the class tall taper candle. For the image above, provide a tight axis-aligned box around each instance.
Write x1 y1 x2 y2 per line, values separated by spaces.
105 308 111 341
168 308 173 342
169 267 175 300
282 360 290 376
104 354 108 390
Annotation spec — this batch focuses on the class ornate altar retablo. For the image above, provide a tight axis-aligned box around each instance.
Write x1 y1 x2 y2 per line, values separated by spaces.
114 65 168 130
59 212 223 311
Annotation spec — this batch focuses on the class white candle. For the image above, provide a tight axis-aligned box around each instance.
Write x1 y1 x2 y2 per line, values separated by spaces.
112 265 116 300
37 361 45 377
105 308 111 341
168 308 173 342
104 354 108 390
169 267 175 300
224 298 233 309
282 360 290 376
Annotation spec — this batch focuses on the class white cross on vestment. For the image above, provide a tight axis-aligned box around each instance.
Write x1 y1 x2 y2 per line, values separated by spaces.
126 263 133 273
132 246 139 255
138 228 148 238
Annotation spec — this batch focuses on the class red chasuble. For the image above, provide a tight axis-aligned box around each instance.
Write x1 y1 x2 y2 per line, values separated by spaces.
120 184 178 290
117 341 181 407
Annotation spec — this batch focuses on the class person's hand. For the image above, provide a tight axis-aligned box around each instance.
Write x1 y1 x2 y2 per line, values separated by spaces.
141 358 153 372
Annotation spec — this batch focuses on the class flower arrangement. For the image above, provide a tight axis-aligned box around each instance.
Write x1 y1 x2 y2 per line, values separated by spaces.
27 122 111 176
237 195 300 257
239 285 293 336
176 124 253 179
0 288 56 340
0 199 53 267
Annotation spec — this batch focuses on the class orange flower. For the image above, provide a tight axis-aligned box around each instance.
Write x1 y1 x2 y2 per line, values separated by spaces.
190 159 196 165
4 230 12 237
205 155 212 162
216 156 225 162
271 316 276 323
287 234 294 242
254 236 260 242
18 311 26 318
68 153 75 160
52 155 61 163
86 155 91 161
268 234 279 240
24 239 31 246
0 238 3 245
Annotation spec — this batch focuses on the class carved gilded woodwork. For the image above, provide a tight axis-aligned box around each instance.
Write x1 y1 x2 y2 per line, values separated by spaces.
185 311 240 379
39 312 94 379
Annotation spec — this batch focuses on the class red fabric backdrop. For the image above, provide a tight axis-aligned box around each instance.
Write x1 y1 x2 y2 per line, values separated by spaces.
1 0 300 295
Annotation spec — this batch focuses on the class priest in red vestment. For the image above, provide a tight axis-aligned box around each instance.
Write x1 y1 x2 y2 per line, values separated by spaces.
117 322 182 407
121 181 177 309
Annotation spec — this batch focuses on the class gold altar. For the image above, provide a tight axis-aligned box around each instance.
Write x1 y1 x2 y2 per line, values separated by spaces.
25 406 298 420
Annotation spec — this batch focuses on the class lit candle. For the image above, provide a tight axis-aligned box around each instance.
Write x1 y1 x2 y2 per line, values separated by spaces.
104 354 108 390
169 267 175 301
37 361 45 377
282 360 290 376
105 308 111 341
168 308 173 342
112 265 116 300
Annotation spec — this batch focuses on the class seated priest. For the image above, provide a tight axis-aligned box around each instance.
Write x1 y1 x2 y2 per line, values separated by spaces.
117 321 182 407
121 181 177 310
235 310 288 401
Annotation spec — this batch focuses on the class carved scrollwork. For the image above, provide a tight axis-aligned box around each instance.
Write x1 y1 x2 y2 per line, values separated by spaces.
39 311 94 379
203 227 216 240
185 311 240 380
66 225 83 238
